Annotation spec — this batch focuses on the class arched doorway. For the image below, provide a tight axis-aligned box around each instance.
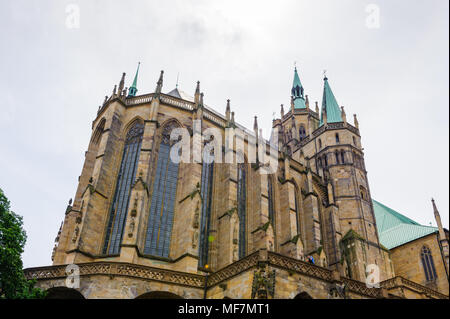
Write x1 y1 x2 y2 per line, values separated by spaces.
136 291 183 299
294 291 313 299
45 287 85 299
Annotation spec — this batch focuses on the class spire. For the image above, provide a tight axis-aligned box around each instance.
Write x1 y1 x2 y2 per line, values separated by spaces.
155 70 164 96
253 116 258 133
291 67 306 109
128 62 140 97
280 104 284 118
432 198 450 273
225 99 231 123
320 75 342 126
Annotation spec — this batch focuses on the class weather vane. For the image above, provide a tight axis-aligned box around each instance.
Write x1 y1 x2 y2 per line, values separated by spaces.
323 69 327 78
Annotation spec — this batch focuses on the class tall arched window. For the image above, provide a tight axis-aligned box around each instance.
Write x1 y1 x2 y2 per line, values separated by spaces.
335 133 340 143
294 187 300 234
267 175 275 225
335 151 340 164
421 246 437 282
340 151 345 164
198 159 214 267
103 121 144 255
318 139 322 149
299 125 306 141
237 163 247 259
144 122 180 257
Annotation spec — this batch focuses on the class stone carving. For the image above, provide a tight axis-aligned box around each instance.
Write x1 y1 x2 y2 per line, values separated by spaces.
329 282 347 299
72 225 79 243
251 265 276 299
231 213 239 262
192 200 200 249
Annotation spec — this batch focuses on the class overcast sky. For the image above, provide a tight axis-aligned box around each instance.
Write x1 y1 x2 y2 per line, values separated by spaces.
0 0 448 268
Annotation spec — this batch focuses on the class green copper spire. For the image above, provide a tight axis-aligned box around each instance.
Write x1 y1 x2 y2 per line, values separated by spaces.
291 67 306 109
320 75 342 125
128 62 140 97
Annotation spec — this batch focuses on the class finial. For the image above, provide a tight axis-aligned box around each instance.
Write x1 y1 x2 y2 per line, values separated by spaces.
231 111 235 123
305 94 309 108
196 81 200 93
226 99 231 112
280 104 285 117
176 72 180 88
155 70 164 95
315 101 319 113
253 116 258 131
69 198 72 205
323 69 328 80
118 72 126 96
104 96 108 104
353 114 359 129
200 92 204 106
113 85 117 96
341 106 347 124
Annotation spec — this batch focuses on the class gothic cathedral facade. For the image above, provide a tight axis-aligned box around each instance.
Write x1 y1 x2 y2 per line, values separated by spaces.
24 66 449 299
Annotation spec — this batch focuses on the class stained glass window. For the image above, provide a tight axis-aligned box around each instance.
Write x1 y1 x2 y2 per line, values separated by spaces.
299 125 306 141
237 163 247 259
103 121 144 255
294 188 300 234
144 123 180 257
198 161 214 267
267 176 275 225
421 246 437 282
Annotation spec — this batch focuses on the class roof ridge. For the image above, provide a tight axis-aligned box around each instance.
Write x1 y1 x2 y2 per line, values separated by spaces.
373 199 419 226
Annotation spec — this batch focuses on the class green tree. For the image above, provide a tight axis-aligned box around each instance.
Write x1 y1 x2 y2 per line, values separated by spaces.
0 188 46 299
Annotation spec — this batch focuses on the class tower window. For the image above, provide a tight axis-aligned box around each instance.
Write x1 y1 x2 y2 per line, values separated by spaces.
319 139 322 149
103 121 144 255
341 151 345 164
324 155 328 167
421 246 437 282
353 136 356 146
144 122 180 257
359 185 367 201
335 133 340 144
299 125 306 141
335 151 340 164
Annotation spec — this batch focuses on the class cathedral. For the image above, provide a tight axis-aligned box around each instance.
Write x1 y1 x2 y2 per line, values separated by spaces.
24 65 449 299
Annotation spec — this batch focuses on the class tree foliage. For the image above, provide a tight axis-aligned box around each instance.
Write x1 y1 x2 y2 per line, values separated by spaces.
0 188 46 299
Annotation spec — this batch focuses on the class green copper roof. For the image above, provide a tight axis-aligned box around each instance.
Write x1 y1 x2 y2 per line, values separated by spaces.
128 62 140 97
291 67 306 109
320 77 342 125
373 199 438 249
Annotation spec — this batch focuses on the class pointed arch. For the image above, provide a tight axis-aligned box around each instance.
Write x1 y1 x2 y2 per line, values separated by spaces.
103 120 144 255
91 118 106 146
143 119 181 257
421 245 437 282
